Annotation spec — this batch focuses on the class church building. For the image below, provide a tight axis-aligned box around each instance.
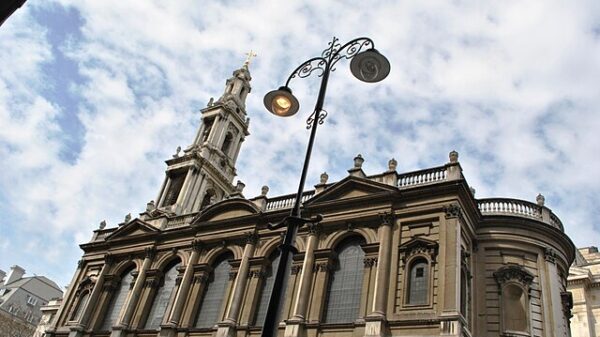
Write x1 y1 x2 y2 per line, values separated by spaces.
44 62 575 337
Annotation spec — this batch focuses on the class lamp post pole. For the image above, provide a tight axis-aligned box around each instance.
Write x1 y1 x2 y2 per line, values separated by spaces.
261 37 390 337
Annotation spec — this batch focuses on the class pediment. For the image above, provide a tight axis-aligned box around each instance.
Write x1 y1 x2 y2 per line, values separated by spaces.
398 236 438 252
105 219 159 241
192 198 260 224
306 176 398 205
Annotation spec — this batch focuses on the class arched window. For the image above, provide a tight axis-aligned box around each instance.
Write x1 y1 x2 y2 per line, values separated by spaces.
406 258 429 305
324 237 366 323
101 267 135 331
195 253 232 328
503 284 528 332
200 189 215 210
70 291 90 321
221 133 233 155
253 252 281 326
145 260 181 330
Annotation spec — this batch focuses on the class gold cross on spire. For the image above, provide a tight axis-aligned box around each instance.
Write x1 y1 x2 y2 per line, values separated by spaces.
244 50 257 67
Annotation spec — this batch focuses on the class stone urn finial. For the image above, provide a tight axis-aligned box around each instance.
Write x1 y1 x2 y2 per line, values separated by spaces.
146 200 156 212
236 180 246 193
123 213 132 224
99 220 106 230
449 150 459 163
261 185 269 196
469 187 476 196
354 154 364 169
536 193 545 206
320 172 329 184
388 158 397 171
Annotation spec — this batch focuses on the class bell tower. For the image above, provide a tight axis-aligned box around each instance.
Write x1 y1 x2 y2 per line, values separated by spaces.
151 62 252 216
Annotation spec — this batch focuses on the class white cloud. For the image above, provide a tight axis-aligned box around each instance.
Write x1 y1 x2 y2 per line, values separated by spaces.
1 0 600 286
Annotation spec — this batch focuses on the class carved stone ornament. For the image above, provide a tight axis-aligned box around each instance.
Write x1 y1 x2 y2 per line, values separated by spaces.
544 247 558 264
313 262 333 273
388 158 397 171
399 237 439 266
561 291 573 324
320 172 329 184
77 259 85 268
192 239 204 252
290 265 302 275
443 203 462 219
104 254 114 265
493 265 534 288
379 212 394 227
248 270 265 278
363 257 378 268
307 223 321 236
144 247 156 259
245 232 260 245
194 274 209 284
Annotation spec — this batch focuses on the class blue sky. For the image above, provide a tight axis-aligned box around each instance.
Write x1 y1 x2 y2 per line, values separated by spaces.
1 1 600 289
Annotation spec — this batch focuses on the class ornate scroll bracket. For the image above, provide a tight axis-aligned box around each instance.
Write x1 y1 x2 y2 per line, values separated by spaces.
364 257 378 268
379 212 395 227
245 231 260 245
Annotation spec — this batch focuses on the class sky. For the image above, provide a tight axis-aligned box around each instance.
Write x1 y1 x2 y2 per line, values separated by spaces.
1 1 599 289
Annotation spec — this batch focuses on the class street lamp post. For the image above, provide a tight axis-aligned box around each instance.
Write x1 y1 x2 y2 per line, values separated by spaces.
261 37 390 337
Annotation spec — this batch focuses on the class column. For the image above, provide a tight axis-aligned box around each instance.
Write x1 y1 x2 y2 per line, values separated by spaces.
68 255 113 337
216 233 258 337
111 247 155 337
365 215 393 337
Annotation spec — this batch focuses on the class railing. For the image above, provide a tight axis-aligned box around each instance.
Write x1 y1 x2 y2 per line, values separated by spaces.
477 198 563 231
397 165 448 189
265 191 316 211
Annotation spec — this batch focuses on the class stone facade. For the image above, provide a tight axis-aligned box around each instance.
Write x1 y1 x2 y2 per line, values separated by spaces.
44 63 575 337
568 247 600 336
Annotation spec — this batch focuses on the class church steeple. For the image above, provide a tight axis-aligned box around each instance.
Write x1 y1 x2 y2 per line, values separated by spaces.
151 62 252 217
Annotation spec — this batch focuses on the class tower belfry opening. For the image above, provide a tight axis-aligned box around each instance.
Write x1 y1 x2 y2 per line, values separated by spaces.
150 62 252 219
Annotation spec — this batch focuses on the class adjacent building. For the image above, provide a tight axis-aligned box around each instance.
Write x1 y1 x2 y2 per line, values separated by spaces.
0 265 63 333
44 62 575 337
568 247 600 336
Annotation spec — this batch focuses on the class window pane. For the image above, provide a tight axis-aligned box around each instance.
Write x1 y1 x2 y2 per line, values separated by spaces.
195 254 232 328
70 292 89 321
253 253 281 326
101 268 134 331
145 262 181 329
324 239 365 323
407 260 428 305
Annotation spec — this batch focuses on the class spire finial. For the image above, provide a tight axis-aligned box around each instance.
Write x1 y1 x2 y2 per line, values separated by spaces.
244 50 257 67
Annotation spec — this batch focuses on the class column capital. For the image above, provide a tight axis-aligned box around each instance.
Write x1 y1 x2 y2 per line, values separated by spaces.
245 231 259 245
443 203 462 219
307 223 321 235
104 254 114 265
379 212 394 227
144 246 157 259
192 239 204 252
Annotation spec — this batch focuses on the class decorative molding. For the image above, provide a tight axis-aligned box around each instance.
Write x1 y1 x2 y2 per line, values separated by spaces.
290 265 302 275
248 270 265 278
194 274 209 284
